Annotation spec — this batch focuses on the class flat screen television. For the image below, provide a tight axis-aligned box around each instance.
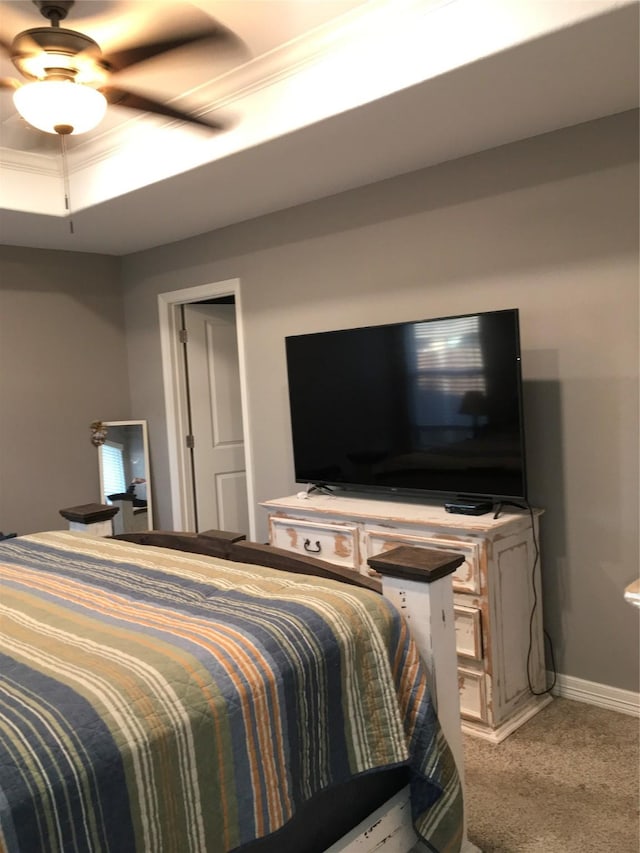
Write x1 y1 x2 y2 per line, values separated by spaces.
285 308 527 505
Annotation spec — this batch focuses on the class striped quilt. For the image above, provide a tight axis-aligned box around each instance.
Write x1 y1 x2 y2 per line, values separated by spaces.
0 531 462 853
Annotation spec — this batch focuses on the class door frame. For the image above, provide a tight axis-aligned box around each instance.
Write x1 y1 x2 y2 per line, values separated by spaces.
158 278 256 539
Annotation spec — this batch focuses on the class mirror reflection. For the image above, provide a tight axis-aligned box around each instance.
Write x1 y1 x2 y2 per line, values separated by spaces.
93 420 153 534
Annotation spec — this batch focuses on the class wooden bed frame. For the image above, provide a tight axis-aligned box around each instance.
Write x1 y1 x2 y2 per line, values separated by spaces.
112 529 481 853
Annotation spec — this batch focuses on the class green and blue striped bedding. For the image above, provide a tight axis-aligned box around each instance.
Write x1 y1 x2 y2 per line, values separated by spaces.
0 531 462 853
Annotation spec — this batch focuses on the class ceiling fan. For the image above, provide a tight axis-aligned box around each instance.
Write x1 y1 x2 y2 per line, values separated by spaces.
0 0 247 138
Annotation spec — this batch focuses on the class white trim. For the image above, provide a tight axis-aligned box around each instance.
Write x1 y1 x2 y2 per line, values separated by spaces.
158 279 256 540
550 672 640 717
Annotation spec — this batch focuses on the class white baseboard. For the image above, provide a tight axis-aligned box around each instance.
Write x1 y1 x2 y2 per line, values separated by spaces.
550 672 640 717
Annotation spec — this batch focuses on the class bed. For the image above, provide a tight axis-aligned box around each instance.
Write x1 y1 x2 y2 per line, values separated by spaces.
0 529 468 853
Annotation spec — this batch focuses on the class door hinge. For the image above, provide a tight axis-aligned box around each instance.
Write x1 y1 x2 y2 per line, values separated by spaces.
179 328 188 344
186 434 195 449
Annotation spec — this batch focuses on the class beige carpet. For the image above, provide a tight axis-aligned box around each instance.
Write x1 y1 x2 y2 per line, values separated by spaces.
463 698 640 853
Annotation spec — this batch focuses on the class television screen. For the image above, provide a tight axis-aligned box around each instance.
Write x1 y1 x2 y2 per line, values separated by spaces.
285 309 527 503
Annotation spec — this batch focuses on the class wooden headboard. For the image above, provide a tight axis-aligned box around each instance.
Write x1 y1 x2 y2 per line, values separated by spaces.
111 530 382 593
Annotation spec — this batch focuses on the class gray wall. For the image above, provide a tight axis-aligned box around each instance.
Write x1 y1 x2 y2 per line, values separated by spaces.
0 247 129 534
121 111 639 693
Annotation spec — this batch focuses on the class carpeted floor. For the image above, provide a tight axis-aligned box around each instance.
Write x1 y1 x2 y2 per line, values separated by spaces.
463 698 640 852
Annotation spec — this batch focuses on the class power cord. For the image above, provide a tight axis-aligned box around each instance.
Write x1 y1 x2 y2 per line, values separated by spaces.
524 500 557 696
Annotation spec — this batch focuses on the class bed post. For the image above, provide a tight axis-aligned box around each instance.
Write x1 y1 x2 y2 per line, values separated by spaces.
368 546 481 853
59 503 120 537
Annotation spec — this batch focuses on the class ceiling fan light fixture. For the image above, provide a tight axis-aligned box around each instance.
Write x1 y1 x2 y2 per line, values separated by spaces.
13 79 107 135
16 50 104 85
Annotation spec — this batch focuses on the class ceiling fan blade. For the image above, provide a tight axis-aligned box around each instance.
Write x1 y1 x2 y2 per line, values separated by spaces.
101 86 224 130
0 1 28 56
1 28 42 59
101 22 247 73
0 77 21 91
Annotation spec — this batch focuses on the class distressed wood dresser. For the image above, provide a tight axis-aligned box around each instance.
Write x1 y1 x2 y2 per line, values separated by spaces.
262 493 550 742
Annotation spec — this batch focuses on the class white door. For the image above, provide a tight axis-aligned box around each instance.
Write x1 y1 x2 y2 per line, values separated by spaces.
183 302 249 535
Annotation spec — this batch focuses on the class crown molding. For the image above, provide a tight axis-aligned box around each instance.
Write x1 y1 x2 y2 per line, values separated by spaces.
189 0 450 110
0 147 59 176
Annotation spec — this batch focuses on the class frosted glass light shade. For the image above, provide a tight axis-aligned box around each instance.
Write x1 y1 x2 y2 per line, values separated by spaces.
13 80 107 135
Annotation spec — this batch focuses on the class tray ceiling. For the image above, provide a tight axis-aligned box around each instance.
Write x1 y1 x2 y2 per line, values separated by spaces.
0 0 638 255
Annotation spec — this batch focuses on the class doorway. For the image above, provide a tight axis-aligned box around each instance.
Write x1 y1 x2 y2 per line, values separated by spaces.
158 279 256 539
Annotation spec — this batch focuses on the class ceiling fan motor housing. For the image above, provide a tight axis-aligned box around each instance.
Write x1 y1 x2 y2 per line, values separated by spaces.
12 28 103 82
33 1 75 25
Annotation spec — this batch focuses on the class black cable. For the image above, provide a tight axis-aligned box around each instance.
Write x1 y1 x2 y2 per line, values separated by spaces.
524 500 557 695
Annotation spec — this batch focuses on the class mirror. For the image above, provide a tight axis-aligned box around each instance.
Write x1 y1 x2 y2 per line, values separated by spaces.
92 420 153 534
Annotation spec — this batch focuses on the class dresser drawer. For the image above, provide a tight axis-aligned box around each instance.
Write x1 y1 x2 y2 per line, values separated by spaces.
269 516 359 569
458 667 487 723
364 529 481 594
454 605 483 660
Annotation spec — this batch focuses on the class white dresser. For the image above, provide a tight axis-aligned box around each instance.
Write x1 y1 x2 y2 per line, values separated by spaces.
261 493 551 742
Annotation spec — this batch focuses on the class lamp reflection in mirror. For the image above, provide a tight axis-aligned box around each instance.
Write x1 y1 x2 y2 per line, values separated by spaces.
94 420 153 534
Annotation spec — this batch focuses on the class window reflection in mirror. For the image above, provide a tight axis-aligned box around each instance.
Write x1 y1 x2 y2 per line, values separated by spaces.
96 420 153 534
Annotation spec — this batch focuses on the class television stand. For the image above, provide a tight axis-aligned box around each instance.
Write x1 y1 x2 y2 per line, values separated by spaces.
306 482 337 497
493 499 528 519
262 493 551 743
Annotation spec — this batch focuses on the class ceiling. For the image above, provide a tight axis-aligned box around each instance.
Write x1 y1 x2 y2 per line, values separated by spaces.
0 0 638 255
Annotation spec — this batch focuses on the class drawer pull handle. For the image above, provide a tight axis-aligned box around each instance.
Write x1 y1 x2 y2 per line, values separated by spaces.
304 539 322 554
